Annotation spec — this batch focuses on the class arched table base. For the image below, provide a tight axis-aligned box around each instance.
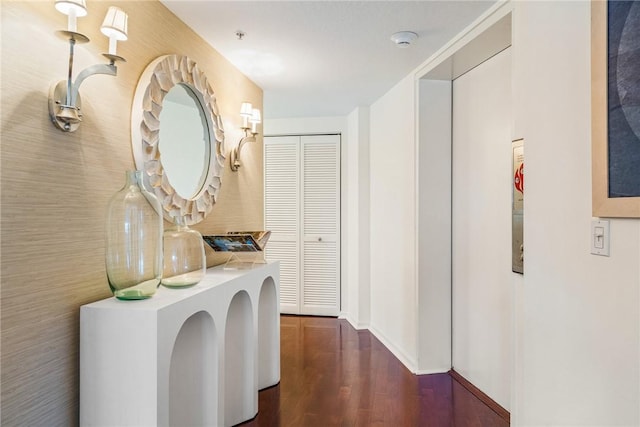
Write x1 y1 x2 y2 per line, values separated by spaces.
80 262 280 427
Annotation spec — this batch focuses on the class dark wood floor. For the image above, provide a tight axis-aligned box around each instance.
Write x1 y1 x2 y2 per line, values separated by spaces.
242 315 509 427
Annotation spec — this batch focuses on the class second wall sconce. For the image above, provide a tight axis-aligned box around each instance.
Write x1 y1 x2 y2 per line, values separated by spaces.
48 0 128 132
230 102 261 171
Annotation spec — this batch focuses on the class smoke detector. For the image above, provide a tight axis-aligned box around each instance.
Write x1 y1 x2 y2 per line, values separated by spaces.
390 31 418 48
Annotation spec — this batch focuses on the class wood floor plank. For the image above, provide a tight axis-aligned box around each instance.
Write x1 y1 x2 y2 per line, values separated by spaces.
241 316 509 427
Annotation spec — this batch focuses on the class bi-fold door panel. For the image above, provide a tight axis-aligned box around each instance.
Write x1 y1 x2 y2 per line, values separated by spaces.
301 136 340 316
264 137 300 314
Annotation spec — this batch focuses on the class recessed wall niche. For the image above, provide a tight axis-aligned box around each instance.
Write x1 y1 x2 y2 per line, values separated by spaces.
415 8 511 374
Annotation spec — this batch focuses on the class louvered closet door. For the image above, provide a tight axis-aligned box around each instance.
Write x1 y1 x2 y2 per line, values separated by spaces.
301 135 340 316
264 136 300 314
264 134 340 316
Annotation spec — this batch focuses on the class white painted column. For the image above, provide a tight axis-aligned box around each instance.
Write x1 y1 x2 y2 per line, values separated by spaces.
416 78 452 374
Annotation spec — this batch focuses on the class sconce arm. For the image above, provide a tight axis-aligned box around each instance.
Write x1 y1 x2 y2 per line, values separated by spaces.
70 63 117 105
237 134 256 154
230 133 257 171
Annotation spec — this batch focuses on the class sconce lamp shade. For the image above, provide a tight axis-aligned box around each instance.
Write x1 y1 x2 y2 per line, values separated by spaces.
101 7 128 41
240 102 253 117
250 108 261 124
55 0 87 17
249 108 261 133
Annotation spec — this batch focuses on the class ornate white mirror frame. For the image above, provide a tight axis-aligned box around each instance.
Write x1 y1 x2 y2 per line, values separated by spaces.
131 54 225 225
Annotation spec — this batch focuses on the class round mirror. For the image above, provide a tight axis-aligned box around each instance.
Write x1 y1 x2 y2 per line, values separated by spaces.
131 55 225 225
158 84 209 199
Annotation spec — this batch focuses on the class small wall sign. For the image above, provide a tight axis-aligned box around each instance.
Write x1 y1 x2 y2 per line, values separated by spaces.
512 138 524 274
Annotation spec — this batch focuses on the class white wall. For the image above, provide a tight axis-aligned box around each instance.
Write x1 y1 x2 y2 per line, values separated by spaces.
369 75 418 369
513 1 640 425
346 107 371 328
451 47 512 410
417 79 452 374
265 117 347 137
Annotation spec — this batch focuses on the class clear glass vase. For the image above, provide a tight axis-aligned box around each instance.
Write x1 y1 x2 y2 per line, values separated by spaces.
105 170 163 300
161 215 206 288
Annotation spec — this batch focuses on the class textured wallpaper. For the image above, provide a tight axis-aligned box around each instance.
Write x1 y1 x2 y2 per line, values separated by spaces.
0 1 263 424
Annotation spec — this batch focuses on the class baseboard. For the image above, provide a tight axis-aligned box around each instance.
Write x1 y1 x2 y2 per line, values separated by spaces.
342 316 420 373
415 368 450 375
449 369 510 423
339 312 369 330
368 324 417 373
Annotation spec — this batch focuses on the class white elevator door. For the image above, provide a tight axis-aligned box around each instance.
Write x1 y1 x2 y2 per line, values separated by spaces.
264 134 341 316
452 47 512 410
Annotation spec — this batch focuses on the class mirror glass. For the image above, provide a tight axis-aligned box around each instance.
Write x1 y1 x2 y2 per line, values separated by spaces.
158 84 210 199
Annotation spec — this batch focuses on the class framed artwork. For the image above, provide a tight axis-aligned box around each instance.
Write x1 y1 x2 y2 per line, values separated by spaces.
592 0 640 217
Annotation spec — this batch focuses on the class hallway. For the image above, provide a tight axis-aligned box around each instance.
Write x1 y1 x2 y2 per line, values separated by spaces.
243 316 509 426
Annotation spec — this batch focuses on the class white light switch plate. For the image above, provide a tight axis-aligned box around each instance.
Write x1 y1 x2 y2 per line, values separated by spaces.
590 219 610 256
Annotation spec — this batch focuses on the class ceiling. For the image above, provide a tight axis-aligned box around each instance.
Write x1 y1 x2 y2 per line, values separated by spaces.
160 1 497 119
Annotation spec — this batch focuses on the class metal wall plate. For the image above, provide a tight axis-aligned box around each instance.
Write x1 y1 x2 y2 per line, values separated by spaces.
48 80 82 132
512 138 524 274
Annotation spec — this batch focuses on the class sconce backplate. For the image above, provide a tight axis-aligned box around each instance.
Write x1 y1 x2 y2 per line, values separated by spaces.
230 146 241 171
48 80 82 132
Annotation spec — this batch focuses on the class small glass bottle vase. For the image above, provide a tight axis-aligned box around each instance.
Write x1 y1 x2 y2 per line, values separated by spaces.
161 215 206 288
105 171 163 300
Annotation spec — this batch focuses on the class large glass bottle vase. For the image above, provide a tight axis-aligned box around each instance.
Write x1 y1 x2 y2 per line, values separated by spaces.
105 170 163 300
161 215 206 288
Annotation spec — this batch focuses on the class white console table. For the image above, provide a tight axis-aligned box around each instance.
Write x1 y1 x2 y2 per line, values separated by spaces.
80 262 280 427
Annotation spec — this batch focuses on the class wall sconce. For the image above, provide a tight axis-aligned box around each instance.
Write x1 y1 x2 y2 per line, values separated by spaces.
48 0 128 132
230 102 261 171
